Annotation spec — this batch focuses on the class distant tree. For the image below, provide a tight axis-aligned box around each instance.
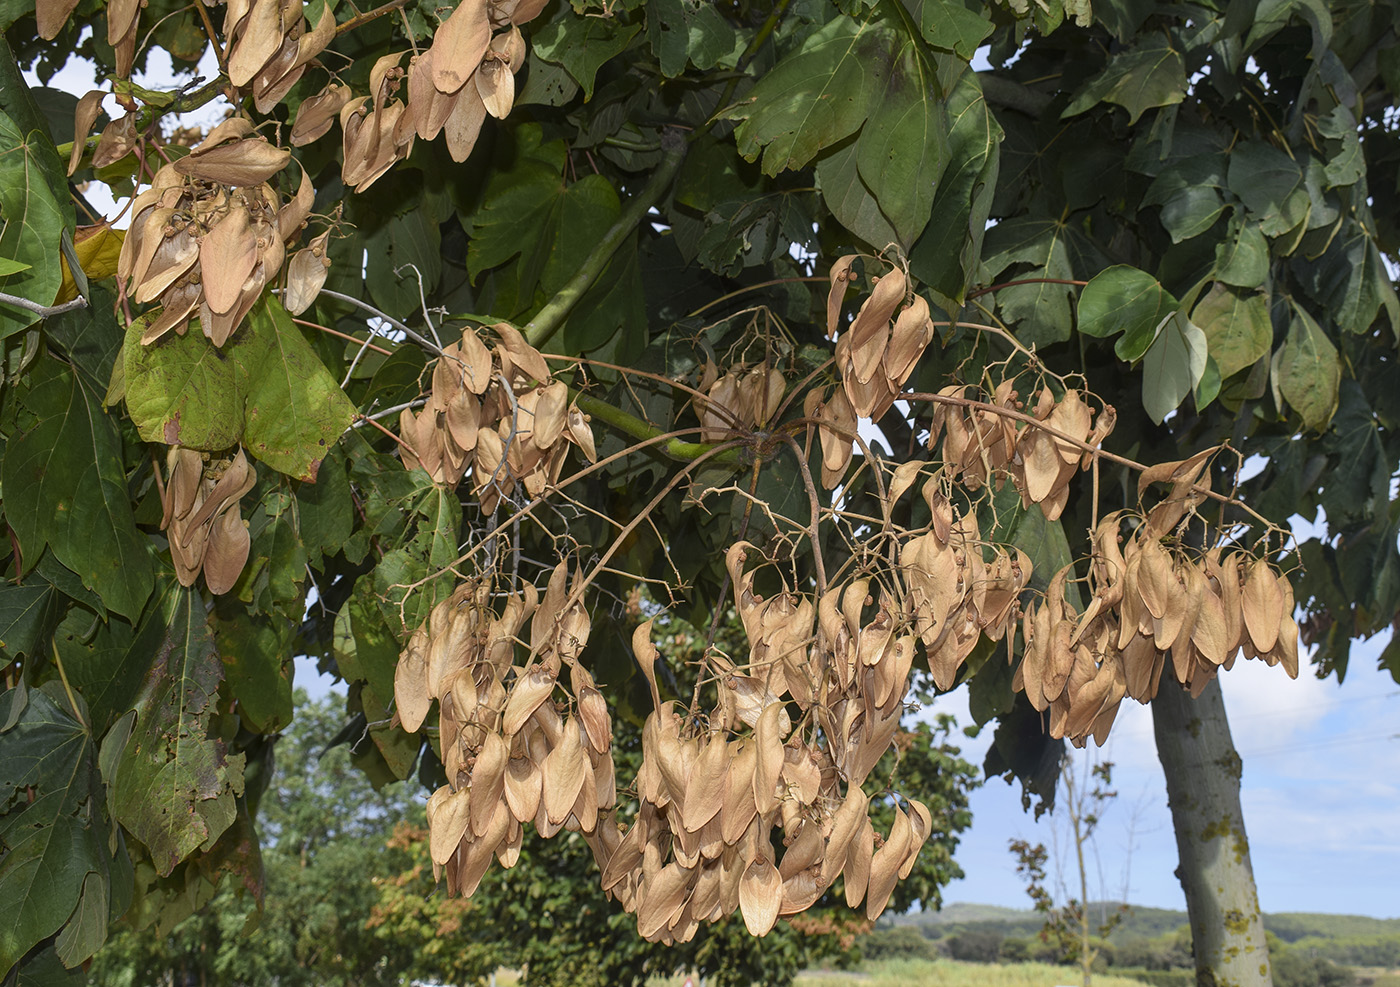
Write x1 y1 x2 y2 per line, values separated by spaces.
858 925 940 963
946 928 1005 964
1010 755 1127 985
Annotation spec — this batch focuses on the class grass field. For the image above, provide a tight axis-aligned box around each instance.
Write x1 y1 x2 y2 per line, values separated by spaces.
792 958 1153 987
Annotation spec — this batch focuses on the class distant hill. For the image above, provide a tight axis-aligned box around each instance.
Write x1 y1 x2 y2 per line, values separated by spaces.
894 903 1400 944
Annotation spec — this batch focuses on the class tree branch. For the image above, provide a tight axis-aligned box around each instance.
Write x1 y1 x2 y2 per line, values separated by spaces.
571 390 745 466
0 291 87 319
978 73 1054 117
522 134 688 348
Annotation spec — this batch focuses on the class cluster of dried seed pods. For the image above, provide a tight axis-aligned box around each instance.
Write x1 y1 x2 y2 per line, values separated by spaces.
117 119 312 345
827 258 936 421
692 363 786 442
397 565 615 897
337 52 417 192
224 0 336 113
398 325 596 507
404 0 542 162
158 447 257 595
899 492 1033 690
286 0 544 181
1016 492 1299 747
926 383 1116 521
391 542 939 942
572 544 935 943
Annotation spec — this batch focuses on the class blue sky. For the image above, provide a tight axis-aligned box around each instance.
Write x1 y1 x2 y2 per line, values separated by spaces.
928 638 1400 918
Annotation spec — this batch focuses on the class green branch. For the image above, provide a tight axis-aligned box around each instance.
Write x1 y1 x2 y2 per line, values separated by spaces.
571 391 745 466
522 134 688 349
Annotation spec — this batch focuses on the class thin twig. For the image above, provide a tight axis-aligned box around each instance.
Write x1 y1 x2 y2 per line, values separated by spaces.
291 317 394 356
0 292 87 318
335 0 413 36
777 433 827 597
353 399 426 424
356 412 413 448
967 277 1089 300
316 288 444 354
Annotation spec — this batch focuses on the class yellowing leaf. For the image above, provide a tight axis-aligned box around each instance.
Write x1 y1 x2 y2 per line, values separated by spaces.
56 224 124 304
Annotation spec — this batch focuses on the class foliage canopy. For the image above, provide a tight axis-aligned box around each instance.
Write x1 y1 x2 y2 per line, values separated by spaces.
1 0 1399 979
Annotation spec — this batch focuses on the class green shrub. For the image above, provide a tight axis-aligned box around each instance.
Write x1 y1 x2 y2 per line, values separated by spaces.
946 928 1005 964
1110 968 1195 987
859 927 940 963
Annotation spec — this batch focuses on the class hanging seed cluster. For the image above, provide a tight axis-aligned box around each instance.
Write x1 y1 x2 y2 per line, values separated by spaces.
224 0 336 113
396 564 617 898
117 120 313 345
158 447 257 595
692 363 786 442
397 326 596 505
928 383 1116 521
899 494 1033 691
393 540 940 943
284 0 545 190
1016 500 1300 747
827 258 936 422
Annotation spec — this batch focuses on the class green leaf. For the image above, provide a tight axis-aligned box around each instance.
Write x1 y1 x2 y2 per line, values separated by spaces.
854 37 948 246
213 607 295 733
0 109 72 340
1192 282 1272 380
532 15 641 100
1213 218 1269 288
648 0 739 77
516 52 580 107
1141 311 1207 424
1076 264 1178 361
918 0 994 58
1 361 154 621
1317 105 1364 189
1227 141 1309 237
44 284 124 397
53 870 108 968
0 583 62 660
1141 153 1228 242
0 256 29 275
296 447 354 569
816 138 899 252
1276 302 1340 431
111 587 246 877
124 296 356 480
728 14 887 176
1061 36 1187 124
365 208 441 322
983 218 1079 347
469 169 620 313
907 70 1000 310
0 688 105 976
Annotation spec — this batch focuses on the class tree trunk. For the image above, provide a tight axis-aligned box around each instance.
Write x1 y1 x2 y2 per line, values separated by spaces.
1152 677 1273 987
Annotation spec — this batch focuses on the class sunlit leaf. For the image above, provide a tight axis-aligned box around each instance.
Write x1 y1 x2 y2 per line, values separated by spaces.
1141 310 1207 424
111 587 246 877
124 296 356 480
0 109 72 339
1276 302 1340 431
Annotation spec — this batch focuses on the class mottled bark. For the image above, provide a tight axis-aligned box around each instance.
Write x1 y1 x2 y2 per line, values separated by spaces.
1152 678 1272 987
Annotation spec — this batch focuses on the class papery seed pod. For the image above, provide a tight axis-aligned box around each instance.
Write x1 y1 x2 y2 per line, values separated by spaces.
826 255 857 338
284 230 332 316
